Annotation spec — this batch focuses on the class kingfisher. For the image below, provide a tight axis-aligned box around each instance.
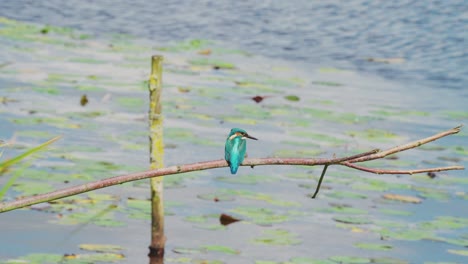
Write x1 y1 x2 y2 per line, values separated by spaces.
225 128 258 174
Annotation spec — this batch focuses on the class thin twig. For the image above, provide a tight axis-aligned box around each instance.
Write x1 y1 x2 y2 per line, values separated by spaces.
342 162 464 175
311 165 329 199
348 125 462 163
308 149 379 198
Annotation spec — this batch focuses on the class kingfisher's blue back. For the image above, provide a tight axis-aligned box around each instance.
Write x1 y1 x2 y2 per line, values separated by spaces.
224 128 257 174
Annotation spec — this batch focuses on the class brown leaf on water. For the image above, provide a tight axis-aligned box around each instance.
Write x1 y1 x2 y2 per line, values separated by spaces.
382 193 422 204
198 49 212 55
80 94 89 106
251 95 271 103
0 96 19 105
220 213 241 226
366 57 405 64
178 87 191 93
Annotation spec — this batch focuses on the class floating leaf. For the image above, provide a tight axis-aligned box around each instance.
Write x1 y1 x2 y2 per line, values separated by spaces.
116 97 145 109
369 257 408 264
354 243 392 251
219 213 241 226
10 252 125 263
172 247 204 254
201 245 239 255
447 249 468 256
215 174 277 185
321 204 368 215
230 206 290 225
442 111 468 120
379 227 436 241
33 86 60 95
328 256 370 263
454 146 468 156
79 244 123 253
347 129 400 142
312 81 342 86
284 95 300 101
197 193 235 202
69 57 107 64
366 57 405 64
289 257 335 264
326 191 368 200
420 216 468 230
223 116 257 125
189 58 235 69
80 94 89 106
251 95 271 103
273 148 324 158
12 181 54 196
382 194 422 204
253 229 301 246
124 198 151 220
333 216 372 225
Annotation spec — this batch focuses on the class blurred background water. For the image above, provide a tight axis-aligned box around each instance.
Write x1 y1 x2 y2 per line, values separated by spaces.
0 0 466 94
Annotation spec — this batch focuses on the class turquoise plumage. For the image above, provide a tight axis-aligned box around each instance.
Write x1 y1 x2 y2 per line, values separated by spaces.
224 128 257 174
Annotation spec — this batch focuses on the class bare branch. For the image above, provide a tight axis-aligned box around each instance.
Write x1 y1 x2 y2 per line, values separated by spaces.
348 125 462 163
0 126 464 213
342 162 464 175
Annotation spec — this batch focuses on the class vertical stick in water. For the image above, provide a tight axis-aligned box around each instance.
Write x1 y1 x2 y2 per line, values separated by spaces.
148 55 165 259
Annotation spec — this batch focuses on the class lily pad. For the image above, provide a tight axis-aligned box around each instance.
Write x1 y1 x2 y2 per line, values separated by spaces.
12 181 54 196
124 198 151 220
347 129 400 142
201 245 239 255
382 193 422 204
197 193 235 202
312 81 342 86
79 244 123 253
253 229 301 246
447 249 468 256
328 256 370 264
116 97 145 109
333 216 372 225
189 58 236 69
289 257 335 264
8 252 125 263
326 191 368 200
284 95 300 101
379 227 436 241
172 247 204 254
442 111 468 120
215 174 277 185
230 206 290 225
321 204 368 215
354 242 392 251
33 86 60 95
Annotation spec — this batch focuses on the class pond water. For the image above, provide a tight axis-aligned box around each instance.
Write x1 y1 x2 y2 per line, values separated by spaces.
0 0 467 93
0 1 467 264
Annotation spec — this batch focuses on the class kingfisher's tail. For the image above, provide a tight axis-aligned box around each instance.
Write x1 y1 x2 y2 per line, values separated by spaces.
229 163 239 174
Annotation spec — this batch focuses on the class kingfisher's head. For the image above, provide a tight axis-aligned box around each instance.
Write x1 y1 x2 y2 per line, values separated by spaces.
227 128 258 141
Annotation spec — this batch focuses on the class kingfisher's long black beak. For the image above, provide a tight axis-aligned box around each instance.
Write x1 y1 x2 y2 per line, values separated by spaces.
245 134 258 140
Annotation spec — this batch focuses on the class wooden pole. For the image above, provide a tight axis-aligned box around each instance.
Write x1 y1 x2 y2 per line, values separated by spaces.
148 55 165 260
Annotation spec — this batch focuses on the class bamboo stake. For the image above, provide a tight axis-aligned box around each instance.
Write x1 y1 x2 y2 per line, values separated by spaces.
148 55 165 259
